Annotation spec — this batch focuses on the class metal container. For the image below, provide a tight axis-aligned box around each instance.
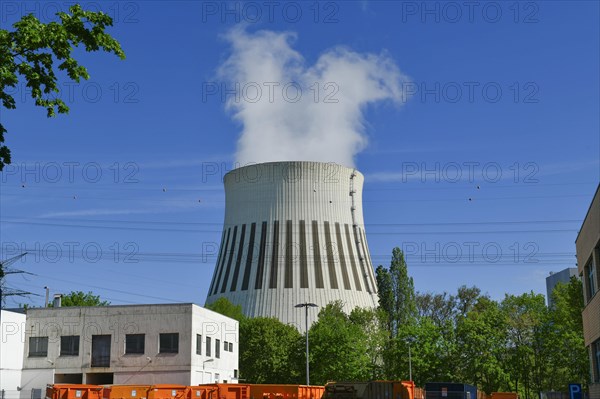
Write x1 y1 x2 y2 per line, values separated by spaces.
147 386 189 399
103 386 151 399
424 383 478 399
249 385 324 399
196 384 250 399
46 385 104 399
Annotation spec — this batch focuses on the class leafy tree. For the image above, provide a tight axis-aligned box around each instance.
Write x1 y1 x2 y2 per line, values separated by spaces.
349 307 388 379
546 277 588 391
205 297 245 321
57 291 109 306
501 292 549 399
455 296 510 394
239 316 302 383
0 4 125 169
309 301 371 384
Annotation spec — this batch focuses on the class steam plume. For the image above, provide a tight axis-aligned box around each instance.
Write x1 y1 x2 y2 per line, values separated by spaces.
219 27 410 167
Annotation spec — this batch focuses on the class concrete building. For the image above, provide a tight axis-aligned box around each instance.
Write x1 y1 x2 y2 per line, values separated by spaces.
575 184 600 398
545 267 579 307
19 304 238 399
1 309 27 399
205 162 379 331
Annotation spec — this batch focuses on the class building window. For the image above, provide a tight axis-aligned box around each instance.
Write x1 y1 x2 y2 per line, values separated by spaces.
224 341 229 352
29 337 48 357
216 339 221 358
587 258 597 300
60 336 80 356
91 335 111 367
215 373 220 383
196 334 202 355
234 369 238 379
159 333 179 354
125 334 145 354
206 336 212 357
594 339 600 383
229 342 233 352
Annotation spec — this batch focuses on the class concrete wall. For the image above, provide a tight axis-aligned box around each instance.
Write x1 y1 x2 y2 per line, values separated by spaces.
1 310 26 399
206 161 379 331
190 306 238 384
19 303 239 396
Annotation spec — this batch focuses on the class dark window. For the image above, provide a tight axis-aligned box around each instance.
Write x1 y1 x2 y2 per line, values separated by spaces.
324 221 338 289
125 334 144 354
312 221 325 288
159 333 179 354
255 222 268 289
196 334 202 355
299 220 308 288
336 222 351 290
213 228 231 295
208 230 227 295
60 336 80 356
285 220 293 288
241 222 256 290
594 339 600 382
229 342 233 352
216 339 221 358
231 224 246 291
91 335 111 367
587 258 597 300
234 369 238 379
206 336 212 357
345 224 362 291
269 221 280 288
221 226 238 293
29 337 48 357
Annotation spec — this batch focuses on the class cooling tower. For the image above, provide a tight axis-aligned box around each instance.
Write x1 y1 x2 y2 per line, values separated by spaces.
205 161 378 330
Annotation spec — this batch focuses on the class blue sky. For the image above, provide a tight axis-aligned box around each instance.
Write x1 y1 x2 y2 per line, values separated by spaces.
0 1 598 307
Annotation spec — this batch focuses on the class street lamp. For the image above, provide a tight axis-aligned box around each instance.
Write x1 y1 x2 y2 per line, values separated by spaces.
295 302 318 386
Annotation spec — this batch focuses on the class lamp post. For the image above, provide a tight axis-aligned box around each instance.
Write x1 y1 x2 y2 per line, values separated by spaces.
295 302 318 386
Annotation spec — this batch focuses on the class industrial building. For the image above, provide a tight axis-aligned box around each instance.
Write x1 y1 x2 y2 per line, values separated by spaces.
205 161 379 330
545 267 579 307
0 309 27 399
15 303 238 399
575 184 600 398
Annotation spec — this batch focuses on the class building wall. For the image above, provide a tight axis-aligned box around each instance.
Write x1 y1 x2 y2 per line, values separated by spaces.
575 185 600 393
1 310 26 399
19 303 238 398
206 162 379 331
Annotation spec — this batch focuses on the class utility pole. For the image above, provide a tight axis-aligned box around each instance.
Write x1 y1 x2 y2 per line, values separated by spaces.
0 253 33 314
295 302 318 386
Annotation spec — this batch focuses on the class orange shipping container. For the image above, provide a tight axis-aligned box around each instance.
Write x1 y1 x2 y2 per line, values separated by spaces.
195 384 250 399
188 386 219 399
490 394 519 399
413 388 424 399
47 385 104 399
249 385 324 399
103 386 151 399
147 386 189 399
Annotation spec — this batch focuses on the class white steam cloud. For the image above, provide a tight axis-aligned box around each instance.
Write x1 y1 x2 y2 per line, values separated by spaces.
219 27 410 167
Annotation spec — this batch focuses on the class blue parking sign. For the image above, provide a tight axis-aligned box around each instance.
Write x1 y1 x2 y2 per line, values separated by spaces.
569 384 582 399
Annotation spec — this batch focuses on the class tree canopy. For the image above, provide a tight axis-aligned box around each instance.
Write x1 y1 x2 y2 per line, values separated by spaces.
0 4 125 169
57 290 109 306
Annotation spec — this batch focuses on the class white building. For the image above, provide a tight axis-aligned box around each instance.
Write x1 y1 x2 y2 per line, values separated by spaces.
1 309 27 399
19 303 238 399
205 162 379 331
